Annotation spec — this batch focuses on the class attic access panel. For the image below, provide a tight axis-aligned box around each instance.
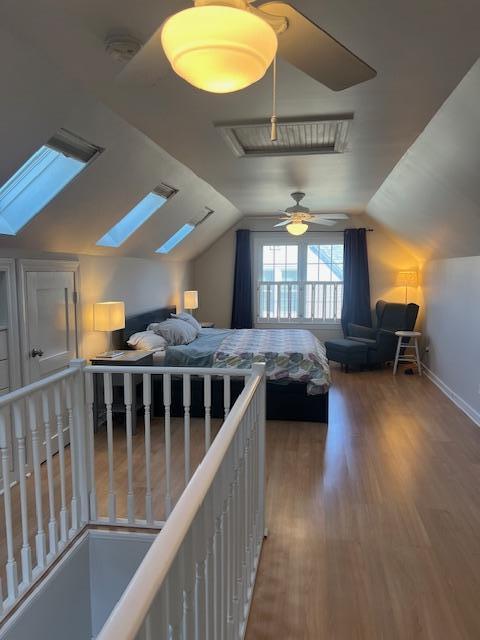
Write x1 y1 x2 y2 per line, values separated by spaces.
216 115 353 158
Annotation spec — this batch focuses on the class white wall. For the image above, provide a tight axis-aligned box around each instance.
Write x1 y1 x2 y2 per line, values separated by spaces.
423 256 480 424
78 255 191 358
193 215 421 341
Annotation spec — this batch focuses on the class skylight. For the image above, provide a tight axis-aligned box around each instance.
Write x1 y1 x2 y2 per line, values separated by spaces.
156 223 195 254
97 184 177 248
0 129 101 236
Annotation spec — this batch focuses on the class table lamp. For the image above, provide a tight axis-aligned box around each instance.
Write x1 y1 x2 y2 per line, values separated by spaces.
184 290 199 315
396 271 418 304
94 301 125 357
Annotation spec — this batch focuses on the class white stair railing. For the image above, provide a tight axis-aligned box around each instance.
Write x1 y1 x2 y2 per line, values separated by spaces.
97 363 266 640
0 360 266 632
0 362 87 616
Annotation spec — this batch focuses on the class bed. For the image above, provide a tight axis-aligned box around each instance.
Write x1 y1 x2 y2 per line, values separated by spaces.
116 307 330 423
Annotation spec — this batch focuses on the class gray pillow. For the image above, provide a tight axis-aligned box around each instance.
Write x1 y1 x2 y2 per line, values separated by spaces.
147 318 198 345
171 312 202 332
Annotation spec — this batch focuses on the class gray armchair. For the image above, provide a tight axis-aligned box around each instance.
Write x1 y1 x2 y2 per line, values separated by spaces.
347 300 419 365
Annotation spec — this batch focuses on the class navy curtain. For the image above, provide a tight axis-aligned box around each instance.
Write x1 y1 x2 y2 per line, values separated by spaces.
231 229 253 328
341 228 371 334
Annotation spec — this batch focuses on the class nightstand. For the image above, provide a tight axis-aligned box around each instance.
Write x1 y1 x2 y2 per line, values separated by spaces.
90 350 153 432
200 322 215 328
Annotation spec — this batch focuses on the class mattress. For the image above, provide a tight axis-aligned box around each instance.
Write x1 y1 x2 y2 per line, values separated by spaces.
164 328 330 395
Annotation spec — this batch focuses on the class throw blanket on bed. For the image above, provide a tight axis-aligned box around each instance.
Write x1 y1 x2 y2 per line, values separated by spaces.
213 329 330 395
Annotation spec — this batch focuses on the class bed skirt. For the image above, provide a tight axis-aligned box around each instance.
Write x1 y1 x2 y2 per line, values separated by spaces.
152 377 328 424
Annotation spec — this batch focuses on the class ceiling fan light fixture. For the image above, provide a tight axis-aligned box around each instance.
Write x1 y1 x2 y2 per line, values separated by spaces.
161 6 277 93
287 221 308 236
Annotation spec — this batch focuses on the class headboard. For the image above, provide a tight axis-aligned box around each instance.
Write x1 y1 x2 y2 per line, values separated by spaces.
114 305 176 348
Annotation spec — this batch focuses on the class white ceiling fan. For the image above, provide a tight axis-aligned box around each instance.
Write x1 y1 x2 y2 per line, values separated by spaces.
117 0 376 94
273 192 348 235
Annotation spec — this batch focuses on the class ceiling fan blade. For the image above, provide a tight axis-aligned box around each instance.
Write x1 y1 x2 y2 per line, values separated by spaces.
259 2 376 91
116 25 170 86
309 218 337 226
274 220 291 227
308 213 349 220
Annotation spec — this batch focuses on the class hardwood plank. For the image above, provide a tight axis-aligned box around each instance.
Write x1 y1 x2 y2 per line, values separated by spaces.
246 367 480 639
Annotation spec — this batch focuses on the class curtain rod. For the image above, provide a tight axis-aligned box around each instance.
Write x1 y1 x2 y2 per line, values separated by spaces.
252 228 374 233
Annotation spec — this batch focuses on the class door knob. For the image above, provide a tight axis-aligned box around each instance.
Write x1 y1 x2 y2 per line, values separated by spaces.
31 347 44 358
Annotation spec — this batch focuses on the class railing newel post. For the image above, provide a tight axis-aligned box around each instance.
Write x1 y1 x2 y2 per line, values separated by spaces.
69 359 90 524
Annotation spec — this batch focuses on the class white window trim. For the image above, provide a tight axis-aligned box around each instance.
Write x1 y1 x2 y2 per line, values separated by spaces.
253 231 344 327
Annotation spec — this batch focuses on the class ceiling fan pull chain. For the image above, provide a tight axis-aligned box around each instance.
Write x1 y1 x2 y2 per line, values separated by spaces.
270 55 277 141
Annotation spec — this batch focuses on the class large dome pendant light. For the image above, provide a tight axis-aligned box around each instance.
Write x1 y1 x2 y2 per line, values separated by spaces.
286 221 308 236
161 0 278 94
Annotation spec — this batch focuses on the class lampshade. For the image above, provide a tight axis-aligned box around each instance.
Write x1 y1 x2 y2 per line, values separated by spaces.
184 290 199 310
93 301 125 332
396 271 418 287
287 222 308 236
161 6 278 93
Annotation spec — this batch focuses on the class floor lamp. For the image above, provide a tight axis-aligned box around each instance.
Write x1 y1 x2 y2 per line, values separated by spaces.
396 271 418 304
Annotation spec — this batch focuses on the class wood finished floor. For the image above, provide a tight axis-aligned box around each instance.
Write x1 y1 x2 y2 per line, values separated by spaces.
245 366 480 640
2 367 480 638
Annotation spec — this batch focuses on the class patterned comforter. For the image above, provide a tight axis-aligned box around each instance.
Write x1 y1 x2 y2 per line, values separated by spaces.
213 329 330 395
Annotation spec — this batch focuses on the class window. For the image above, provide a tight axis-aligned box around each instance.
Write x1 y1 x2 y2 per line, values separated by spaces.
97 184 177 248
255 235 344 323
0 129 101 236
156 223 195 254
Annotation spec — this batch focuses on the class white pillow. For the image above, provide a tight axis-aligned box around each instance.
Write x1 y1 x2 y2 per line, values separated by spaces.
148 318 198 345
127 331 168 351
171 312 202 332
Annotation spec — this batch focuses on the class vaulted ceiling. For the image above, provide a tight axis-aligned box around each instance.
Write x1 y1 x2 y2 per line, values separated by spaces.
0 0 479 261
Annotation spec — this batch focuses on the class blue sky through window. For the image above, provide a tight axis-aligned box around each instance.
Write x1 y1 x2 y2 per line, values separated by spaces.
97 191 168 248
156 223 195 254
0 146 86 235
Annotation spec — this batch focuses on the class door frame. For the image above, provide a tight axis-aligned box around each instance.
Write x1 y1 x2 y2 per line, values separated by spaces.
0 258 21 391
18 259 80 385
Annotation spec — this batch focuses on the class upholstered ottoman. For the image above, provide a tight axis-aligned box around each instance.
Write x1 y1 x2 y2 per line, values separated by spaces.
324 338 368 371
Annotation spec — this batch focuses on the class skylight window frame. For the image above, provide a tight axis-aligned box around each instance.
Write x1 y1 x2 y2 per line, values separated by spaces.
156 223 196 254
0 128 103 236
96 183 178 249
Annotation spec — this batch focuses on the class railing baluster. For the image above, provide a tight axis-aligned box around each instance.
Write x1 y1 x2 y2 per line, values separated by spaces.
27 396 47 569
64 379 79 530
143 373 153 525
13 402 33 586
124 372 135 523
0 407 18 600
84 372 96 521
194 512 206 640
223 376 231 419
183 530 196 639
104 373 116 522
204 375 211 453
183 373 191 485
163 373 172 517
41 391 58 557
53 385 69 545
205 490 215 640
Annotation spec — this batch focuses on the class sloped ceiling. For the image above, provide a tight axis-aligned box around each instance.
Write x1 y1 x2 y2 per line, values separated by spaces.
0 24 240 262
1 0 480 260
367 59 480 261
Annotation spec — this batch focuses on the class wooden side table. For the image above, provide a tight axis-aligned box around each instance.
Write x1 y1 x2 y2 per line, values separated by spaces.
90 350 153 431
393 331 422 376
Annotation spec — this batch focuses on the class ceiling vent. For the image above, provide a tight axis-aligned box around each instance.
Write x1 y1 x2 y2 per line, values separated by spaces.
216 115 353 158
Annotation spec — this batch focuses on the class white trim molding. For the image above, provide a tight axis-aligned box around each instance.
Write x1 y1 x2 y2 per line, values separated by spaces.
422 363 480 428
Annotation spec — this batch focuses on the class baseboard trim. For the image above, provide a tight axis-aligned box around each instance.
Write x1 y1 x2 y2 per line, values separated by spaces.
422 364 480 428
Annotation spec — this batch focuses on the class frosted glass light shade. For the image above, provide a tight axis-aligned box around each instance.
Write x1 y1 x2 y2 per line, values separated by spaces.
396 270 418 287
184 290 199 310
161 6 278 93
93 301 125 332
287 222 308 236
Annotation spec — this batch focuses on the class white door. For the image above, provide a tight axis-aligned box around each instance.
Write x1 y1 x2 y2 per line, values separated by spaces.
20 262 79 462
25 270 77 382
